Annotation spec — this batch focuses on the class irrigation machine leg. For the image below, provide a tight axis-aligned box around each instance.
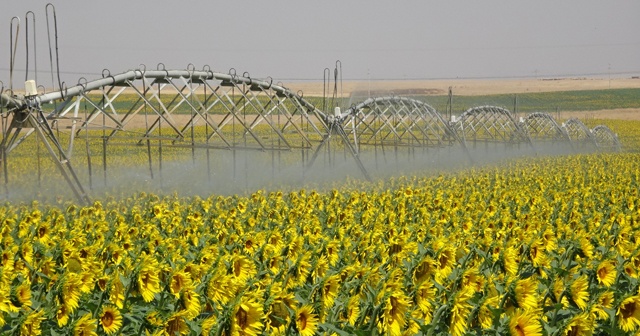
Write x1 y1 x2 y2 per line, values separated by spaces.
29 113 91 205
335 124 372 182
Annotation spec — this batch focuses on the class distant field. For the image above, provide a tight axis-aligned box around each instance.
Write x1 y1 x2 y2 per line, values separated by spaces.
405 88 640 114
86 88 640 115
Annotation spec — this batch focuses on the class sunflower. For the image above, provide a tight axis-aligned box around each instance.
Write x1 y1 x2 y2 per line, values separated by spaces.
563 313 593 336
478 296 500 329
79 271 94 294
296 305 319 336
170 271 193 298
450 286 474 336
99 306 122 335
230 255 257 284
508 309 542 336
110 273 125 309
623 262 637 279
35 223 51 244
462 267 485 293
553 278 569 308
345 295 361 326
515 277 538 310
165 311 189 335
201 315 217 335
96 276 109 292
181 288 201 320
63 273 83 313
617 295 640 332
231 300 264 336
595 260 616 287
138 264 161 302
569 275 589 310
325 240 340 266
591 291 614 320
503 247 519 276
321 275 340 309
579 237 593 259
267 299 291 332
413 256 436 285
415 280 435 323
0 284 17 314
74 313 97 336
56 299 70 327
15 282 32 308
435 247 455 283
20 309 45 336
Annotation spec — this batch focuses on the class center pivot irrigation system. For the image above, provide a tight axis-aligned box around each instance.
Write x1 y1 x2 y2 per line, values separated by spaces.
0 4 621 204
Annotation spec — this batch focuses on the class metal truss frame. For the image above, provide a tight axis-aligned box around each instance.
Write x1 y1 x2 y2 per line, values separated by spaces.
454 106 532 147
341 96 465 149
591 125 621 150
523 112 571 143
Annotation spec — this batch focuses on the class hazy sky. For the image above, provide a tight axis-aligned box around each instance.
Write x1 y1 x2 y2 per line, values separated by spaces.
1 0 639 88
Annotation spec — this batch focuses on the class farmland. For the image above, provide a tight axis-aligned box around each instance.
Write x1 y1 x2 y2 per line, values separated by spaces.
1 86 640 335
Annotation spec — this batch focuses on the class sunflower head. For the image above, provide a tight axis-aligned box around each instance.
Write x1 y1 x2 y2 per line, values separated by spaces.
100 306 123 335
569 275 589 310
74 313 97 336
563 313 593 336
617 295 640 332
231 300 264 336
296 305 319 336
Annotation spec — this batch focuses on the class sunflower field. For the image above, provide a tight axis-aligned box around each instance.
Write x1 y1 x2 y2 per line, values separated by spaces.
1 118 640 335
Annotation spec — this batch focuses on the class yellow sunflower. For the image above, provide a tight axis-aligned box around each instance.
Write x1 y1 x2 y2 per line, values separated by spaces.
478 296 500 329
230 255 257 284
515 277 539 310
207 269 237 306
74 313 97 336
413 257 436 285
138 264 161 302
296 305 319 336
15 282 32 308
110 273 125 309
20 309 45 336
321 275 340 309
450 286 474 336
345 295 361 326
508 309 542 336
100 306 122 335
563 313 593 336
415 280 436 323
56 299 70 327
569 275 589 310
201 315 217 335
231 300 264 336
591 291 614 320
181 288 201 320
164 311 189 336
595 260 616 287
617 295 640 332
63 273 83 313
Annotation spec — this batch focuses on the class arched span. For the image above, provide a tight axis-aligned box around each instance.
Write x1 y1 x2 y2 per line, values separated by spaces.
562 118 594 145
35 69 327 121
523 112 570 142
6 68 331 154
341 96 461 148
592 125 620 151
454 105 530 145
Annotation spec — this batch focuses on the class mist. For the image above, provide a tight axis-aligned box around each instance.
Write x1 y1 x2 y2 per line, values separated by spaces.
0 138 595 205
